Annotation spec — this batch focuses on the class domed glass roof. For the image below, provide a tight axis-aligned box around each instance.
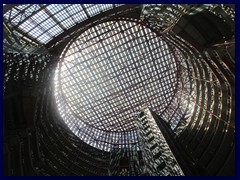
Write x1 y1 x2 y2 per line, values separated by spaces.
53 18 191 151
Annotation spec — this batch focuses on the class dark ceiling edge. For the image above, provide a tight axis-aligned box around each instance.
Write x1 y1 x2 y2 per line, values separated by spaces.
3 4 20 14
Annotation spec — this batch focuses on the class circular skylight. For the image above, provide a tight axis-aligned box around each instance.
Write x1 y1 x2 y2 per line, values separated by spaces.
53 19 183 151
59 20 178 131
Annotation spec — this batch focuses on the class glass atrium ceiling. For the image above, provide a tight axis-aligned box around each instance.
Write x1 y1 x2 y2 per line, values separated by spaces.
3 4 124 44
53 17 192 151
4 4 193 151
57 20 178 132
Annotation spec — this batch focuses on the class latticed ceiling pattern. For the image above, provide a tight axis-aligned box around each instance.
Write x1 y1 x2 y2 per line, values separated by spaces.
58 20 179 132
3 4 123 44
52 17 193 151
4 4 193 151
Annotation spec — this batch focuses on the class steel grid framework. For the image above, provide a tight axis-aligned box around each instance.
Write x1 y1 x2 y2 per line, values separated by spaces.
3 4 194 151
53 18 192 151
3 4 195 152
3 4 125 45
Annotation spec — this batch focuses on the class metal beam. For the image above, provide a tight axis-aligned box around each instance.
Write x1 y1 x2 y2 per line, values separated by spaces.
3 4 20 14
15 4 48 29
46 4 141 50
41 5 66 31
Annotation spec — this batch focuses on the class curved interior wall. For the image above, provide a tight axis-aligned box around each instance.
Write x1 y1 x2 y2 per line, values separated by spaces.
3 4 235 176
